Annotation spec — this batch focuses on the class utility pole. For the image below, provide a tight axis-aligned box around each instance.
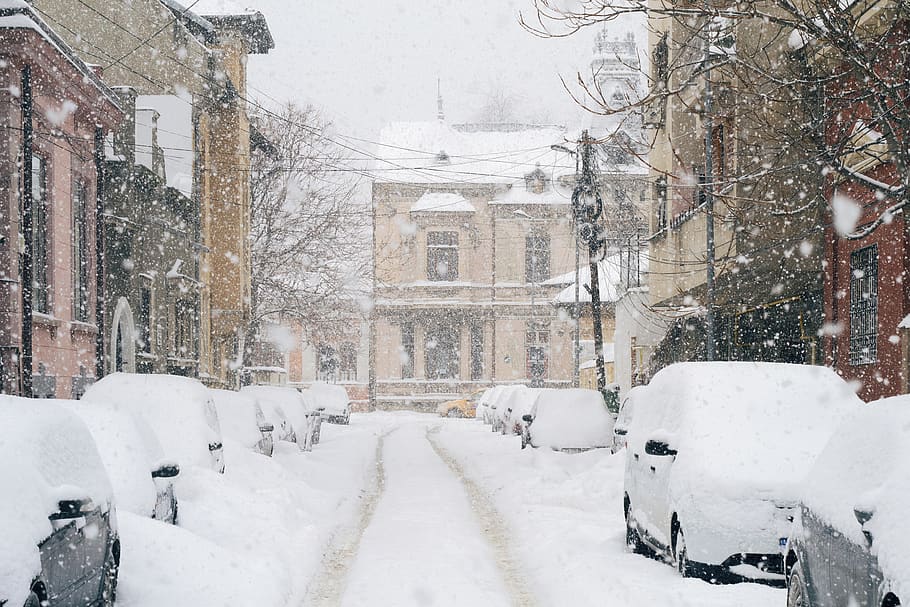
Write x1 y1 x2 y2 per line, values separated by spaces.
572 130 607 395
21 65 33 398
703 7 717 361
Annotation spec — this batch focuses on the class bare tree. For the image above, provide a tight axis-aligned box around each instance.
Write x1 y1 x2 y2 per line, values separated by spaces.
521 0 910 240
248 103 369 356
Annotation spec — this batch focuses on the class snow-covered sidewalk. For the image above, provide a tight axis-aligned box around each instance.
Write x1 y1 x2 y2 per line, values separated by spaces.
434 418 785 607
116 413 396 607
339 419 514 606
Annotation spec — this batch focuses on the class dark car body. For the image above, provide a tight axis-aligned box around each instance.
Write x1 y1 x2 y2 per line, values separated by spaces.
786 506 896 607
31 499 119 606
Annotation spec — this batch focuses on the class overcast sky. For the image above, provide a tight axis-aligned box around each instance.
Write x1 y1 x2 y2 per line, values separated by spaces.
194 0 646 149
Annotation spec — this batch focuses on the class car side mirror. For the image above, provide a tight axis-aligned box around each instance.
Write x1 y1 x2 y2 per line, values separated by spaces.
644 439 677 457
522 414 533 423
854 507 875 545
259 423 275 433
208 441 223 452
53 497 93 518
614 427 628 436
151 463 180 479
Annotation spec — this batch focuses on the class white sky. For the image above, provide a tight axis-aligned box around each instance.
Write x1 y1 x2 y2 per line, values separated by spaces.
193 0 646 148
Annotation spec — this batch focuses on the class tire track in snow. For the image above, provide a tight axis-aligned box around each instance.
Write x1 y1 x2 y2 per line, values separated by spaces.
426 425 537 607
304 428 392 606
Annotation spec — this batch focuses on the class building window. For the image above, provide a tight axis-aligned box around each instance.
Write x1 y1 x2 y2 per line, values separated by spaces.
426 323 459 379
72 182 89 322
427 231 458 281
400 323 414 379
849 245 878 365
138 286 152 353
317 344 338 381
526 323 549 385
653 33 669 86
31 155 49 314
470 324 484 380
655 176 668 232
525 235 550 283
174 298 195 358
340 342 357 381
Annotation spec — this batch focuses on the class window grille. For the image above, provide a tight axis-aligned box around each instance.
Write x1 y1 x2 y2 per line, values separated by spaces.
525 235 550 283
849 245 878 365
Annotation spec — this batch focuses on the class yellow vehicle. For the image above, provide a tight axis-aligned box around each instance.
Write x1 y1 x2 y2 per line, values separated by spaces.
436 397 476 418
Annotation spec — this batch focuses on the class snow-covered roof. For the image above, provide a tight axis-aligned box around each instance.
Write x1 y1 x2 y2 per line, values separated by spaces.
410 192 475 213
490 184 571 205
0 4 123 112
374 121 573 185
548 251 649 304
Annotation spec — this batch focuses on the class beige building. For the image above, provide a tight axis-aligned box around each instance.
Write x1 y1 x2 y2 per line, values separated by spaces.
643 6 825 365
370 121 579 410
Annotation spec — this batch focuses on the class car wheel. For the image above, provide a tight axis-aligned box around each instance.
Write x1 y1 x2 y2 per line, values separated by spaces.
23 591 40 607
787 562 810 607
675 527 695 578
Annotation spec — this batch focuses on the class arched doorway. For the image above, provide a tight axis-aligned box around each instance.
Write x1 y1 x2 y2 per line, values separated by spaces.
110 297 137 373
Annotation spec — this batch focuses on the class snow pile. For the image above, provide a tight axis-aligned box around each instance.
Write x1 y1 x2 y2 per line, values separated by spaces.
306 382 350 416
529 389 614 450
409 191 475 213
801 396 910 597
60 399 166 518
83 373 224 472
0 397 113 607
630 362 862 499
209 389 265 449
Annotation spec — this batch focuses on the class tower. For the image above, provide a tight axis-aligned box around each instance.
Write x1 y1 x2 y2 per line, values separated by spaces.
589 30 643 141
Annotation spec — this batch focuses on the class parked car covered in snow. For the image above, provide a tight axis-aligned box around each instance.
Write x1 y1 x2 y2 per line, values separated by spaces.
476 387 500 425
242 385 321 451
611 386 641 454
521 388 614 451
785 396 910 607
84 373 225 474
307 382 352 424
0 398 120 607
623 362 861 583
210 389 274 457
61 399 180 524
488 385 525 432
499 387 546 436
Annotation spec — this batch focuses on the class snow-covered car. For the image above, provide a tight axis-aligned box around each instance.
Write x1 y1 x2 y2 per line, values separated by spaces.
475 388 496 423
785 396 910 607
499 387 545 436
611 386 641 453
84 373 225 474
0 397 120 607
623 362 862 583
521 388 614 451
307 382 352 424
242 385 320 451
488 385 523 432
61 399 180 524
210 389 275 457
436 397 475 418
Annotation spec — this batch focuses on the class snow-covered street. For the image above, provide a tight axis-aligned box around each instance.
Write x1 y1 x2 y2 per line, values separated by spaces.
299 413 784 606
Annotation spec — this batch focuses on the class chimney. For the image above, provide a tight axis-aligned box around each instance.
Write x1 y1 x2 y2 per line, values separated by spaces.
111 86 137 166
